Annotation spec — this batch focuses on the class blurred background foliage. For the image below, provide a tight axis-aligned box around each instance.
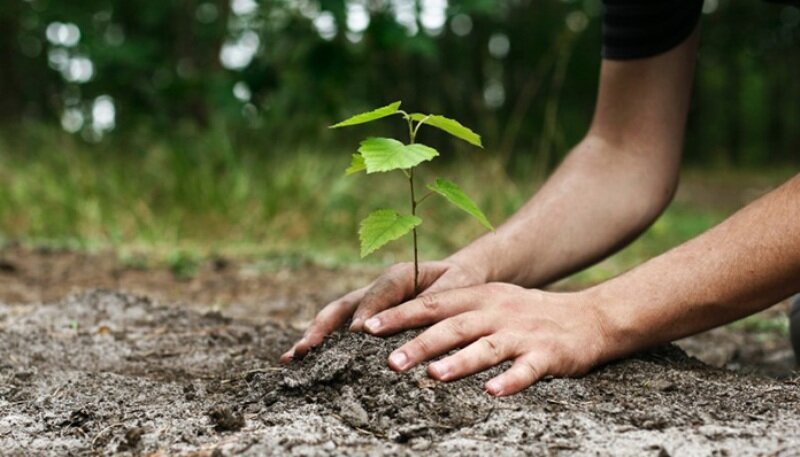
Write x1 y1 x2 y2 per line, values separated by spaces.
0 0 798 279
3 0 799 164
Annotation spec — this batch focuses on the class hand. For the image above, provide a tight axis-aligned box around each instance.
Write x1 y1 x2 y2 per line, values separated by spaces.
361 283 610 396
280 260 488 363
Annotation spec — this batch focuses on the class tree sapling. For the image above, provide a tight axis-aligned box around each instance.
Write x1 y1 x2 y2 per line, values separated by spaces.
331 101 494 294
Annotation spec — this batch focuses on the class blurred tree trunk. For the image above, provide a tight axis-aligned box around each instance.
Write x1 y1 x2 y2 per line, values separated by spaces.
175 0 208 127
728 56 742 164
788 50 800 156
0 2 25 123
768 61 785 162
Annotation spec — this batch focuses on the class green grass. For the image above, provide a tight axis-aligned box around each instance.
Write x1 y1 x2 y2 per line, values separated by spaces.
563 204 726 287
730 314 790 336
0 125 526 267
0 125 791 286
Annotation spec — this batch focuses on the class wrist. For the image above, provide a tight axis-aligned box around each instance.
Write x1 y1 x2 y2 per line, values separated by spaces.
583 278 656 361
445 241 498 284
578 284 638 363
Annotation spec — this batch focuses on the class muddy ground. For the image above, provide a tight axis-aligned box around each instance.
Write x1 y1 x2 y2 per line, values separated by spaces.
1 289 799 456
0 247 799 455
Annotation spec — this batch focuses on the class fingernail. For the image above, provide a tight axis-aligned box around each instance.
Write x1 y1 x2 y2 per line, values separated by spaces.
280 350 294 363
350 318 363 331
364 317 381 333
429 362 450 380
485 380 503 396
389 351 409 370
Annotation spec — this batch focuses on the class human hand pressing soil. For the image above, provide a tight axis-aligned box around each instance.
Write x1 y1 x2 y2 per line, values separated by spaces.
359 283 609 396
280 260 487 363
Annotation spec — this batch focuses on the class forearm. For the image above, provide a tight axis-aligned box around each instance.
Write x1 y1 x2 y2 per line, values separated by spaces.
591 174 800 361
449 136 677 287
449 28 698 288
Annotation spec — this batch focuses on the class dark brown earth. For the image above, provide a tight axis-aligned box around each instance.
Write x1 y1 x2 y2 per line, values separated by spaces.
0 243 372 325
1 246 799 455
1 289 799 456
0 245 794 378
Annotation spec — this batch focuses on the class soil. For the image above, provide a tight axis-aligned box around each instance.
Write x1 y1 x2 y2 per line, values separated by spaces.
1 246 799 455
0 244 373 326
2 289 799 456
1 245 795 377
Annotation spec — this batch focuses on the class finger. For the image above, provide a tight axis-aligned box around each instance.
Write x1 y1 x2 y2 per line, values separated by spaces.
418 265 481 297
280 286 367 363
485 353 550 396
420 279 460 297
363 287 483 336
350 264 414 331
386 310 494 372
427 334 513 382
415 262 457 295
352 262 451 331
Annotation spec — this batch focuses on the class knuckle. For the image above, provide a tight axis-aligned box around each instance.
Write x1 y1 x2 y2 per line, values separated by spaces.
444 317 470 340
420 294 439 313
376 310 399 329
410 335 432 356
479 336 503 359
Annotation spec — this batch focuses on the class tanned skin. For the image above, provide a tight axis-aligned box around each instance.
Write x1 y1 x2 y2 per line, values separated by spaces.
281 26 800 396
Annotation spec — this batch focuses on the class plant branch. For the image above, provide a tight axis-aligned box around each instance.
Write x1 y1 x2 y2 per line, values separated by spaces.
416 190 435 206
412 115 431 140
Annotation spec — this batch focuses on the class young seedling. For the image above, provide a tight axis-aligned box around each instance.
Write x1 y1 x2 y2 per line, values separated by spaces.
331 101 494 294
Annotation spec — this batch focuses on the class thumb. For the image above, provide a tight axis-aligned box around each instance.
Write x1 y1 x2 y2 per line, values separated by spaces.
418 267 483 297
351 262 448 331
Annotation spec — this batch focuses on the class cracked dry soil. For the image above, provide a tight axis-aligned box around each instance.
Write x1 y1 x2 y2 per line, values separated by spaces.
1 290 799 456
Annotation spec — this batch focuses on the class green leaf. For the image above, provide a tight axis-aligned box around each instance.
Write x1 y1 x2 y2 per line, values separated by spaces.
410 114 483 148
330 101 402 128
359 209 422 257
345 153 366 175
358 138 439 173
427 178 494 230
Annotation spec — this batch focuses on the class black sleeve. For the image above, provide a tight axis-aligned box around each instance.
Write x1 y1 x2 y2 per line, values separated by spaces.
602 0 704 60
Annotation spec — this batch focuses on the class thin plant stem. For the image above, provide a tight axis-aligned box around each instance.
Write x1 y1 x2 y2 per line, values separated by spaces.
407 117 420 295
409 167 419 295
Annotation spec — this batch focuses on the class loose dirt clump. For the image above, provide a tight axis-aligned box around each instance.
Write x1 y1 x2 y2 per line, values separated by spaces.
1 290 799 456
208 405 246 432
259 330 497 442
